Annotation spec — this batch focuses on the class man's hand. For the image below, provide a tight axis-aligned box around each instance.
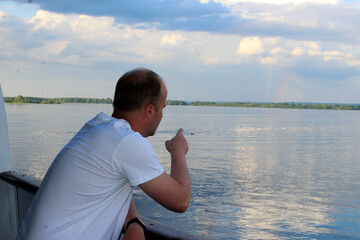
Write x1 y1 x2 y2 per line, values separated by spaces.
165 128 188 156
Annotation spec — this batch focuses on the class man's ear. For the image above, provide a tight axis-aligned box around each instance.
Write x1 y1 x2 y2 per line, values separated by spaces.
144 103 154 119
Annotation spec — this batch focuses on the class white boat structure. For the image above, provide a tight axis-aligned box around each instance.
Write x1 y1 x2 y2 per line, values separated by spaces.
0 85 199 240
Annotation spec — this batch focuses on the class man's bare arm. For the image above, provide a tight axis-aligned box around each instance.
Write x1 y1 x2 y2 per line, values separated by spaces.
122 201 145 240
139 128 191 213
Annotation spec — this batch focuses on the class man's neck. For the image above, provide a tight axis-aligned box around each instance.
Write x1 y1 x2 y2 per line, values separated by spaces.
112 109 147 137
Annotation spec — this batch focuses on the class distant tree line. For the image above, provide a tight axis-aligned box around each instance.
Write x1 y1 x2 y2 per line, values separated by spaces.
5 96 359 110
4 96 112 104
166 100 360 111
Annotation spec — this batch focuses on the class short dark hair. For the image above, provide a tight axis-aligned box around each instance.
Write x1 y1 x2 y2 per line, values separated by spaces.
113 68 164 111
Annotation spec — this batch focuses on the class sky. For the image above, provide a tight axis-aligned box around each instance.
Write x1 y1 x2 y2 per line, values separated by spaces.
0 0 360 103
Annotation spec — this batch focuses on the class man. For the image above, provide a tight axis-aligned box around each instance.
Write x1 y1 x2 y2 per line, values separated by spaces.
17 68 191 240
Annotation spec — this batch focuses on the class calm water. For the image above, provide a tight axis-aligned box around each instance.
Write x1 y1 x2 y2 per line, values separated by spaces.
5 104 360 239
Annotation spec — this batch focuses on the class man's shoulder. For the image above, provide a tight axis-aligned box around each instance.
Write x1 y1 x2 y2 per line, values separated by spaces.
114 131 155 158
120 131 148 146
89 113 133 134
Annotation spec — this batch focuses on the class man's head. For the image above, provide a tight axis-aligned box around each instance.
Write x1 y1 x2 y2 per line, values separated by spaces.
113 68 164 112
112 68 167 137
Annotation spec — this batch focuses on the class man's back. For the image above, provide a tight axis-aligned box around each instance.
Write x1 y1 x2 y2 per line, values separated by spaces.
17 112 164 240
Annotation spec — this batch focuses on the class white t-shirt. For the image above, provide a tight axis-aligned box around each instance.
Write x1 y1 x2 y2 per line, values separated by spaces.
17 112 164 240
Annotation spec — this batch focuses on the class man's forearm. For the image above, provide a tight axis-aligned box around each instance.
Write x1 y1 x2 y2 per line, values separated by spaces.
124 200 139 225
165 128 191 209
122 201 145 240
170 152 191 207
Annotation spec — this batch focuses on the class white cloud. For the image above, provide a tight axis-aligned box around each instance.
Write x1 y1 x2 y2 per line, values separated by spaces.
260 57 276 64
16 10 182 64
242 37 360 71
308 49 321 56
203 56 220 65
161 34 186 45
270 47 287 55
291 47 305 56
306 42 320 50
348 60 360 67
1 2 360 103
264 37 279 45
323 50 343 62
28 40 70 59
304 46 360 67
29 10 71 31
237 37 264 55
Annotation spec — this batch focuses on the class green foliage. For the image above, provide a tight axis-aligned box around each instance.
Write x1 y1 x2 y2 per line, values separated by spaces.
4 96 360 110
189 101 216 106
166 100 188 106
185 101 360 111
4 96 113 105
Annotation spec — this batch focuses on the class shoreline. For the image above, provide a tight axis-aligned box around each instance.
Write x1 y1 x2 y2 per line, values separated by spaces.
4 96 360 111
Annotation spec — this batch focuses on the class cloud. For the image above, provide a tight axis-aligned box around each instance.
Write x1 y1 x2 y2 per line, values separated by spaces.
323 50 343 61
308 49 320 56
289 55 360 81
4 6 358 71
237 37 264 55
306 48 358 66
260 57 276 64
271 47 288 55
28 40 70 59
208 0 339 5
1 0 360 102
4 0 359 43
228 2 360 43
0 9 164 65
348 60 360 67
306 41 320 50
291 47 305 56
161 34 187 46
11 0 229 24
202 56 220 65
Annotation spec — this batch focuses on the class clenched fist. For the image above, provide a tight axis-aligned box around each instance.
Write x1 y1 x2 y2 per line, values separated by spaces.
165 128 189 156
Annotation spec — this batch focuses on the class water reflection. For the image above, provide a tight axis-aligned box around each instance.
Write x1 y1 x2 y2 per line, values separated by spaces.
231 111 360 239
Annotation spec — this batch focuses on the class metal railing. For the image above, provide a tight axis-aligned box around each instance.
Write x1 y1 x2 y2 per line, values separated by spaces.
0 171 199 240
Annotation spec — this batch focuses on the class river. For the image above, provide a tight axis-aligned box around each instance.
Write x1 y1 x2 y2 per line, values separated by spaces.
5 103 360 239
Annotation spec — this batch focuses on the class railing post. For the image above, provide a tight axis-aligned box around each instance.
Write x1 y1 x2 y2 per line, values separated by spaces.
0 178 19 239
0 82 18 239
